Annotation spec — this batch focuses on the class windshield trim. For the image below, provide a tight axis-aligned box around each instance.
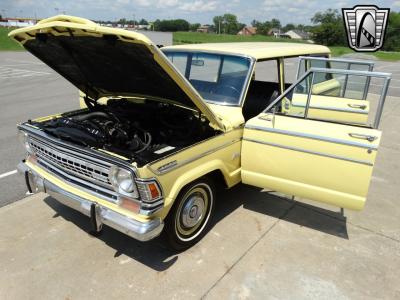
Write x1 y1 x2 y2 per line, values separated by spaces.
162 49 256 107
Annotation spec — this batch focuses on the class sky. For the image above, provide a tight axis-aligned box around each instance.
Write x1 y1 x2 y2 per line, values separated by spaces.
1 0 399 25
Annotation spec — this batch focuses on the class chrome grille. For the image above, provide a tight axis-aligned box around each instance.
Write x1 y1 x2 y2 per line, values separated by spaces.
28 137 112 190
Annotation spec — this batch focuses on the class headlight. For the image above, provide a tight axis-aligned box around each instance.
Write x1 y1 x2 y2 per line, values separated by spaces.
18 130 32 154
109 166 136 194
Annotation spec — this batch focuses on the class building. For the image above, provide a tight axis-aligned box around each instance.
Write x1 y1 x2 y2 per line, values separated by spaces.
285 29 310 40
197 25 212 33
237 26 257 36
266 28 288 38
0 18 37 27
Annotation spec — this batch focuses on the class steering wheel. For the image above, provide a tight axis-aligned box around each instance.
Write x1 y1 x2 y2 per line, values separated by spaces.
211 84 241 98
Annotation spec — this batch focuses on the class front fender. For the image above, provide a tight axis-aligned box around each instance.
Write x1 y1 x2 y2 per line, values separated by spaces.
155 159 239 219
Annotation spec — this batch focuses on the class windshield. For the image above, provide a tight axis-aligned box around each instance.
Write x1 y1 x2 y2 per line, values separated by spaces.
163 51 252 105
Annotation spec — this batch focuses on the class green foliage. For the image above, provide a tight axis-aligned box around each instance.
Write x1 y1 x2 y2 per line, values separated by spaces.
255 21 272 35
154 19 190 32
282 23 295 32
139 19 148 25
383 12 400 51
252 19 299 35
310 9 346 46
213 14 242 34
270 18 281 29
173 31 309 44
189 23 201 32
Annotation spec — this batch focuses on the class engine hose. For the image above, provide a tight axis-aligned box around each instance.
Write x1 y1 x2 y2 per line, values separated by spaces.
74 111 119 122
135 132 152 154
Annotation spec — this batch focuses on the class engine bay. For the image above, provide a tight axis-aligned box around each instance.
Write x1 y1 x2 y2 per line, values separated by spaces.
33 99 218 166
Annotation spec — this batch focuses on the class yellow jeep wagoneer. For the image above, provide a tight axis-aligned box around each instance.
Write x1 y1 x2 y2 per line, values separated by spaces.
11 16 391 250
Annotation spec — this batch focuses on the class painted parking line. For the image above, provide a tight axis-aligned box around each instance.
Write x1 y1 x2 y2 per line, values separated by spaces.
0 67 51 79
0 170 17 179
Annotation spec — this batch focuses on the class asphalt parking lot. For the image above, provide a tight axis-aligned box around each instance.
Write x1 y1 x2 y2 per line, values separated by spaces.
0 51 400 299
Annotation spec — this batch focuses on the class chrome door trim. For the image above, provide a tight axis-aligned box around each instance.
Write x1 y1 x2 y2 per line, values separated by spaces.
243 138 373 166
290 104 369 115
245 125 378 150
298 56 375 66
149 138 242 175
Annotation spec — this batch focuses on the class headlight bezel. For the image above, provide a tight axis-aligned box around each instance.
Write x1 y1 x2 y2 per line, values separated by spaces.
18 130 33 154
108 165 139 198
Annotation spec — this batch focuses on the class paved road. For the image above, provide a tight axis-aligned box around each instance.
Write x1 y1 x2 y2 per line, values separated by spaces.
0 52 77 206
1 51 400 206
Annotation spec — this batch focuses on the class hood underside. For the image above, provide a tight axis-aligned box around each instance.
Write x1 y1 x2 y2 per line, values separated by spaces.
9 15 224 130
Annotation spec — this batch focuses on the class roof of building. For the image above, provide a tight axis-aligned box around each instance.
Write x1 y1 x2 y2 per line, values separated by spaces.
286 29 310 39
238 26 257 34
162 42 330 60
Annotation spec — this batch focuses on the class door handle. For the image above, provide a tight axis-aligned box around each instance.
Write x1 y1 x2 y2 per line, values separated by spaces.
259 115 273 121
349 133 378 142
348 104 367 110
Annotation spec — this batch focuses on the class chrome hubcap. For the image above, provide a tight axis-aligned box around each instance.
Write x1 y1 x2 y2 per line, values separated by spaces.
181 195 205 228
176 185 211 240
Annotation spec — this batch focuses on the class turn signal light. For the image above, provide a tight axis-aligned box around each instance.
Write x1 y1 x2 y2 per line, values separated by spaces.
148 183 160 199
136 180 162 202
119 197 140 213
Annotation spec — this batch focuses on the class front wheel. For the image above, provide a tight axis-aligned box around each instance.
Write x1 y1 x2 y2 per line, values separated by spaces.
164 179 215 251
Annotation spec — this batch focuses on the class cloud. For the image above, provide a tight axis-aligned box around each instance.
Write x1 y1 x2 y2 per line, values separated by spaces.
1 0 397 25
179 0 218 12
158 0 180 8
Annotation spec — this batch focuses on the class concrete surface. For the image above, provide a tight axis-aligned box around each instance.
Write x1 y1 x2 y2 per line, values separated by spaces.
1 50 400 299
0 52 76 206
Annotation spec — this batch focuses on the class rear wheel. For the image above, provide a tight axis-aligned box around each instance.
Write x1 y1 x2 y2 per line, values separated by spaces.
164 179 215 251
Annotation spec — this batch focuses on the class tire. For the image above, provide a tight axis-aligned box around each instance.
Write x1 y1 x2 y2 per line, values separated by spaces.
164 179 215 251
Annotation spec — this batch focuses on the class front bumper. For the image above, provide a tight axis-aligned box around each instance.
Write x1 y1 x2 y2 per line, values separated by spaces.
17 161 164 242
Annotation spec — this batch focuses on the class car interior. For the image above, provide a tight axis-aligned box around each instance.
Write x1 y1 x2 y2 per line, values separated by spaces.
242 59 290 120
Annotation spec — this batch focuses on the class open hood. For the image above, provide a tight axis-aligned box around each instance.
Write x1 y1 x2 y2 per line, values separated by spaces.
9 15 224 131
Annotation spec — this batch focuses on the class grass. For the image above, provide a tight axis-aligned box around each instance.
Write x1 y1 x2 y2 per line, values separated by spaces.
173 31 308 45
173 32 400 61
329 46 400 61
0 27 23 51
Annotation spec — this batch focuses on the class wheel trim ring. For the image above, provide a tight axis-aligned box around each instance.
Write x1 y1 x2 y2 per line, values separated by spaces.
177 188 208 236
175 183 213 242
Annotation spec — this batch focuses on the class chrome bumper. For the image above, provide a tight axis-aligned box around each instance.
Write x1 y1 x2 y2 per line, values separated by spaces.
17 161 164 242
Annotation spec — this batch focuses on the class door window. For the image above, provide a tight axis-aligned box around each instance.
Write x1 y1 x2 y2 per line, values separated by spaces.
267 68 391 128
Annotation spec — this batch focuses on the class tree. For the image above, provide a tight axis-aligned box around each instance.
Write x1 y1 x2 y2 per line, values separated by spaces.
189 23 201 31
213 14 241 34
270 18 281 29
213 15 224 34
383 12 400 51
255 21 272 35
310 9 346 46
139 18 148 25
153 19 190 31
282 23 295 32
